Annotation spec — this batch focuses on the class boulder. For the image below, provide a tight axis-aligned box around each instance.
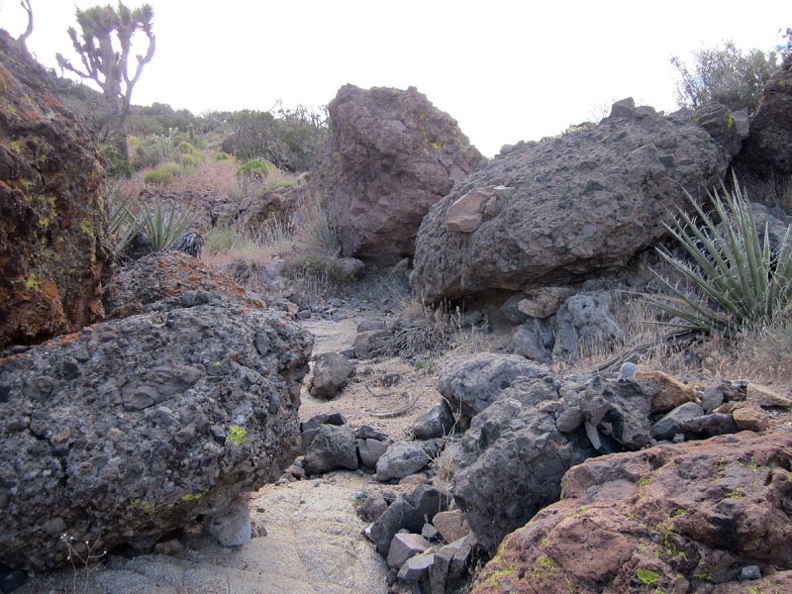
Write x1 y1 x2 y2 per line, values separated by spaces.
437 353 549 419
375 440 438 482
0 31 112 348
411 99 729 302
0 300 312 571
453 375 595 553
102 251 263 319
469 430 792 594
303 424 358 475
740 54 792 176
580 377 653 451
309 352 356 398
411 400 455 439
312 85 482 264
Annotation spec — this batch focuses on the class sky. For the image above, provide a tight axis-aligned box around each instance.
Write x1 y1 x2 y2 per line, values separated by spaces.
1 0 789 157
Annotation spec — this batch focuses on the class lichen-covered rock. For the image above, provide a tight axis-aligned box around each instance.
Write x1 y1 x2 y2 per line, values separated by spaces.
0 301 312 571
411 99 730 302
470 431 792 594
312 85 482 264
0 31 112 348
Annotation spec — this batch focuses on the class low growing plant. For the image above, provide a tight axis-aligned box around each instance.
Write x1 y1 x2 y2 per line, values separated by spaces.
135 197 197 252
648 174 792 334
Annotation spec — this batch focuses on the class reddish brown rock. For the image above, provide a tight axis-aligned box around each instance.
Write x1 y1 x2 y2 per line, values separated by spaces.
471 431 792 594
102 251 263 319
0 31 112 348
740 53 792 176
312 85 482 264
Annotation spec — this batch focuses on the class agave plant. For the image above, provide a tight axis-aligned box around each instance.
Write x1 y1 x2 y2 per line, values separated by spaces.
649 173 792 334
135 198 197 252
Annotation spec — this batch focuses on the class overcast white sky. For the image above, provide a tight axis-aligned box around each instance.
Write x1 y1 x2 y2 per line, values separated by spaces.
1 0 789 156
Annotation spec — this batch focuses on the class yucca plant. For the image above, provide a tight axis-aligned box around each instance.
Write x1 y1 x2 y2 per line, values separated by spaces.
649 173 792 334
135 198 197 252
107 185 137 258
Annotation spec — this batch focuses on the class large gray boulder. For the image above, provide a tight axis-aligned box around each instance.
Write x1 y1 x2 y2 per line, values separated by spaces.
453 375 596 553
0 301 312 571
411 98 730 302
312 84 482 265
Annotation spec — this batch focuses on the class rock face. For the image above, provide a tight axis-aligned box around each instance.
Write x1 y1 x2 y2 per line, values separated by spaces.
0 287 312 570
0 31 112 348
313 84 482 264
411 99 730 302
740 53 792 176
470 430 792 594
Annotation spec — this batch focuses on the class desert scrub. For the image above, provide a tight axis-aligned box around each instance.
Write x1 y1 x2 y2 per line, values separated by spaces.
648 174 792 334
143 162 183 185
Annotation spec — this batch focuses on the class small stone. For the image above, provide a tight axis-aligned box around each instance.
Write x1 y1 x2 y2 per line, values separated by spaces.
740 565 762 580
618 362 638 380
387 532 431 569
397 552 435 582
153 538 184 556
381 372 402 387
733 406 771 432
746 383 792 408
421 523 439 541
633 370 699 413
356 491 388 523
432 510 469 544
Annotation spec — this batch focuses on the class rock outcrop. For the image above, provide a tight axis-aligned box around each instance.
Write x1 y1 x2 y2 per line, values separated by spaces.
453 374 596 553
470 430 792 594
312 85 482 264
0 272 312 571
740 53 792 176
411 98 730 303
102 251 263 319
0 31 112 348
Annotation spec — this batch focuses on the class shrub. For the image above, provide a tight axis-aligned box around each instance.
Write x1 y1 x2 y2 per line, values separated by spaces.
237 158 275 178
143 162 182 185
648 174 792 334
671 41 781 113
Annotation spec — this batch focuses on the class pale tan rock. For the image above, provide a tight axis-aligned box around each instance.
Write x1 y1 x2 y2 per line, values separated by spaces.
445 189 487 233
517 287 573 319
633 370 699 413
432 509 470 544
747 383 792 409
733 406 771 432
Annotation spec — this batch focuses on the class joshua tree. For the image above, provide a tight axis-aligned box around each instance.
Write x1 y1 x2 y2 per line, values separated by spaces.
57 1 156 167
17 0 33 53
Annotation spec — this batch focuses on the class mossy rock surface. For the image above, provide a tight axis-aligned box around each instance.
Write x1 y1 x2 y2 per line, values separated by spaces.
0 31 112 348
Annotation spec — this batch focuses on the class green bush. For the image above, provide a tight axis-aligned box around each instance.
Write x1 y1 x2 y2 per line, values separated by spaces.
177 153 202 168
237 158 275 178
671 41 781 113
143 162 183 185
649 174 792 334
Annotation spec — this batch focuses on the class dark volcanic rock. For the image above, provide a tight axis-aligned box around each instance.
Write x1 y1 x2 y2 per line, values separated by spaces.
453 375 595 553
313 85 482 264
411 99 730 302
0 302 312 571
0 31 112 348
470 430 792 594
